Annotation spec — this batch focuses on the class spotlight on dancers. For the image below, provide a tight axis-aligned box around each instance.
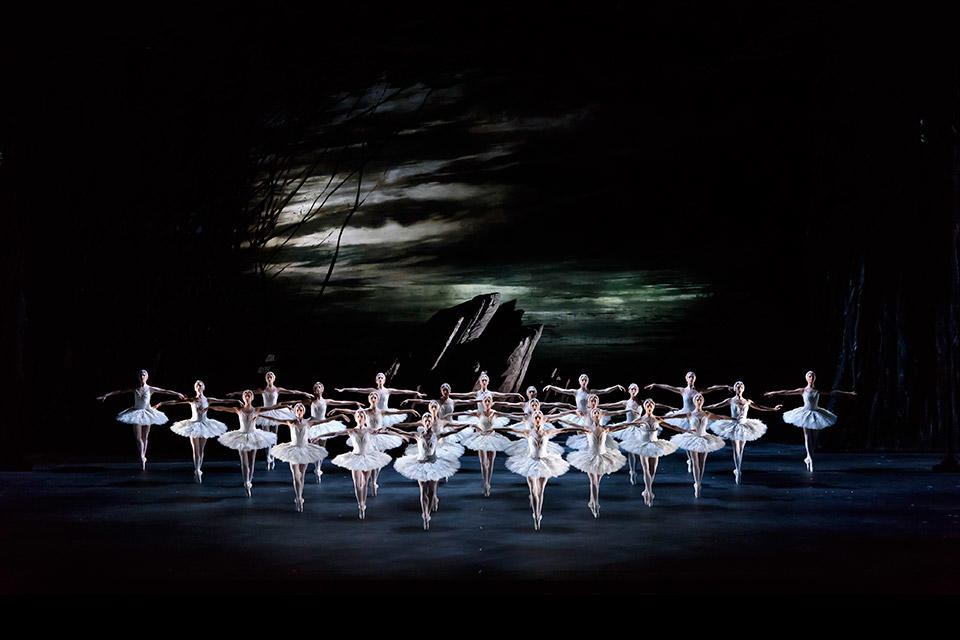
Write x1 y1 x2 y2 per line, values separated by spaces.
226 372 311 471
157 380 233 482
268 403 343 511
208 391 285 496
321 410 394 520
704 382 782 484
659 393 727 498
616 399 679 506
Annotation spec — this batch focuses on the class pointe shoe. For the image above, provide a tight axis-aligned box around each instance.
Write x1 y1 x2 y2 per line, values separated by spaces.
733 468 741 484
195 469 203 483
629 473 637 486
804 456 814 472
372 483 379 497
359 506 366 520
483 485 491 497
694 482 701 498
423 517 430 531
244 482 253 497
315 469 323 484
432 497 439 512
140 456 147 471
686 458 692 474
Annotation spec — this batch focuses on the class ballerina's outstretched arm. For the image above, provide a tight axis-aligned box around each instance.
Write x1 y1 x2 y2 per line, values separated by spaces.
746 400 784 412
824 389 858 397
96 388 135 401
544 426 586 438
593 384 626 395
439 423 474 439
653 415 694 434
206 404 242 416
605 420 646 434
447 410 479 420
703 397 734 411
553 418 590 432
384 408 420 418
542 384 578 396
545 408 580 419
702 384 734 394
763 387 805 397
152 398 191 409
146 386 185 399
643 383 684 394
310 428 353 443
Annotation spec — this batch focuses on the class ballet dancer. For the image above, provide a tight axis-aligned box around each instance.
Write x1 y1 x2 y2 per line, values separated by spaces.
320 410 394 520
336 372 426 414
449 371 524 410
386 413 472 530
645 372 728 472
556 408 636 517
660 393 728 498
602 383 677 483
704 381 782 483
764 370 856 472
503 410 580 529
564 394 627 449
227 372 310 470
267 403 343 511
401 400 466 462
616 398 681 504
499 398 569 457
448 394 513 496
208 391 286 496
97 369 185 469
293 382 361 484
493 385 573 413
543 373 625 418
156 379 233 482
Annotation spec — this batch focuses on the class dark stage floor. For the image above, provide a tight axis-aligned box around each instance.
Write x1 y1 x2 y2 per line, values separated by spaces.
2 445 958 594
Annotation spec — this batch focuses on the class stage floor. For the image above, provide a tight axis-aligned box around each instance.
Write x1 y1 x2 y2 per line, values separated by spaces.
2 444 958 594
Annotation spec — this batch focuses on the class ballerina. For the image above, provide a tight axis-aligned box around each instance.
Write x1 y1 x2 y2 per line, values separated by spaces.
660 393 728 498
556 409 636 517
208 391 287 496
386 413 472 530
616 398 681 504
401 400 466 463
645 372 728 473
564 394 626 449
500 398 569 457
267 403 343 511
704 381 782 483
543 373 625 419
320 410 394 520
336 372 425 415
329 391 416 495
603 383 677 484
155 379 233 482
294 382 361 484
449 371 524 411
503 410 579 530
493 385 573 414
764 370 856 472
227 372 310 471
448 394 513 496
96 369 185 469
401 383 477 442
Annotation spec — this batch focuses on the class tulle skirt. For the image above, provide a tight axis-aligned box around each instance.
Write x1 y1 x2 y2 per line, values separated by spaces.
117 407 168 426
566 448 626 475
170 417 228 439
670 432 725 453
506 453 570 479
218 429 278 451
271 442 327 465
332 450 392 471
308 420 347 439
256 407 297 427
782 407 837 430
504 437 564 457
567 432 619 451
394 455 461 481
366 433 404 451
710 418 768 441
404 440 464 459
618 434 678 457
380 413 409 427
460 431 512 452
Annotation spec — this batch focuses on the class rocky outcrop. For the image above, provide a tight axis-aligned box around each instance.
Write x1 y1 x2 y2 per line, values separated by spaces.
386 293 543 394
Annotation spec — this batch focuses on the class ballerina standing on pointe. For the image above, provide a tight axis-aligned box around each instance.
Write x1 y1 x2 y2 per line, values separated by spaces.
617 398 681 504
208 391 287 496
329 391 416 495
556 408 639 517
289 382 361 484
503 410 580 530
659 393 727 498
564 394 627 449
319 410 395 520
386 413 472 530
401 400 465 463
400 383 477 429
449 371 525 411
336 372 425 417
493 385 573 414
448 394 513 496
499 398 571 457
704 381 782 484
156 379 233 482
764 370 856 472
645 372 729 473
227 372 311 471
97 369 185 469
267 403 344 511
602 383 677 484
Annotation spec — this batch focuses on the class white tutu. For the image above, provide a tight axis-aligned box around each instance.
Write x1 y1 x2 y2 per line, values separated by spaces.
460 431 512 452
782 407 837 430
308 420 347 439
506 453 570 479
618 434 678 458
405 439 464 459
566 448 626 475
218 428 277 451
567 432 620 451
256 407 297 427
663 409 690 430
365 433 404 451
116 407 168 426
505 437 564 457
710 418 768 441
271 442 327 465
332 450 392 471
670 432 725 453
170 417 228 439
380 413 409 427
394 455 461 481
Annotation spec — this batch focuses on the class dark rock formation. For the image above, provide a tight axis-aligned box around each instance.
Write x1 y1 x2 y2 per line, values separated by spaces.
386 294 543 394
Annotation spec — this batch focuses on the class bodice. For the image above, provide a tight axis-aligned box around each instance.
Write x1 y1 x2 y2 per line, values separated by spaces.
475 411 498 433
239 410 258 433
440 398 455 418
262 388 279 407
683 412 710 436
680 387 697 413
575 388 590 412
475 389 489 412
375 388 390 411
133 386 151 409
636 416 661 442
584 426 611 456
288 420 310 447
349 427 374 455
730 398 749 421
625 399 640 422
526 429 553 459
310 398 327 420
802 389 820 410
189 395 209 421
415 429 438 462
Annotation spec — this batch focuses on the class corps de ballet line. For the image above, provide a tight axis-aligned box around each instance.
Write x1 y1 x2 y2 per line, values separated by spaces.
97 369 855 530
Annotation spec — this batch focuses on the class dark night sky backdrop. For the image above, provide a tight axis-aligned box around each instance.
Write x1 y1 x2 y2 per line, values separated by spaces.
4 2 949 462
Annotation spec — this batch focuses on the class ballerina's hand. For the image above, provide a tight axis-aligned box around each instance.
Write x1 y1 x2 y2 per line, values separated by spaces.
775 404 783 411
763 391 774 396
96 395 106 402
644 384 654 390
178 393 186 399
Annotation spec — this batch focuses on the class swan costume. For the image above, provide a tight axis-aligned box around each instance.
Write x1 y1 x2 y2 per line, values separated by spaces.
566 427 626 475
219 410 278 451
670 413 725 453
394 428 461 481
255 389 297 427
332 427 393 471
306 398 348 439
782 389 837 430
664 387 699 429
459 412 512 452
505 417 565 457
618 416 678 458
271 419 328 465
710 399 768 441
170 396 228 439
506 429 570 479
116 387 168 426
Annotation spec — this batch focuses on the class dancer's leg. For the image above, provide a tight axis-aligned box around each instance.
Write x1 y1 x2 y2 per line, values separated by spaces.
802 429 817 472
733 441 745 483
627 453 638 485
